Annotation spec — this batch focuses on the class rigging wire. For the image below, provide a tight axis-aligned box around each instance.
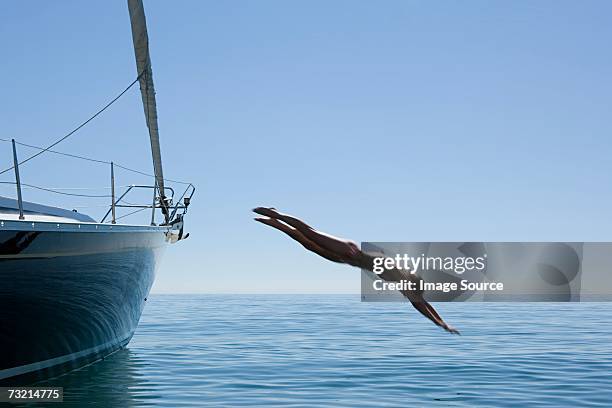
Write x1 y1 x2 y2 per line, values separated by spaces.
113 163 191 185
113 207 147 222
1 139 109 165
0 75 143 177
0 181 111 198
0 181 116 190
0 66 194 222
0 138 191 185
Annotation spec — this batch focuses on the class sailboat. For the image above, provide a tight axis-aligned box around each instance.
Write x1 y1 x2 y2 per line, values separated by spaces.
0 0 193 384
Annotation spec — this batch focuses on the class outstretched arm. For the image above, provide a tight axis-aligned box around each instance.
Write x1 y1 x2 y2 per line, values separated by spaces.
380 268 460 334
409 299 460 334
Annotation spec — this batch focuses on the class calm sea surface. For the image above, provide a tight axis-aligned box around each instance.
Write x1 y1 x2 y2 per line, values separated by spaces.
40 295 612 407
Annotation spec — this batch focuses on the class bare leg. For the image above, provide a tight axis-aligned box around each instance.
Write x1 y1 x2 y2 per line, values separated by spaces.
255 217 345 263
254 207 355 256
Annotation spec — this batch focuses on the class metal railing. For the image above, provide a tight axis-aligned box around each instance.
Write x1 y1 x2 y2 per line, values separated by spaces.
5 139 194 226
101 183 194 226
101 184 174 224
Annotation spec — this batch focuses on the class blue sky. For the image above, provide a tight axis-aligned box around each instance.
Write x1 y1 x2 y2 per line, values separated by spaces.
2 1 612 293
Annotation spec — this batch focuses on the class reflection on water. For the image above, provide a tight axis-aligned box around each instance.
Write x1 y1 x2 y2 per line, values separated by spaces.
38 349 159 407
33 295 612 407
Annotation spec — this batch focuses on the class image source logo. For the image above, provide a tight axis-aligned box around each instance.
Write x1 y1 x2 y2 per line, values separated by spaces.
361 242 612 302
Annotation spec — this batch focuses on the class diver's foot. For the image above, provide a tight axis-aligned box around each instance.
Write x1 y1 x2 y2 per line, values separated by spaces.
254 217 294 234
253 207 279 218
254 216 275 226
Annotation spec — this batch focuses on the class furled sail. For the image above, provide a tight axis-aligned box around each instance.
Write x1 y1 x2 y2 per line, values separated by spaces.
127 0 168 220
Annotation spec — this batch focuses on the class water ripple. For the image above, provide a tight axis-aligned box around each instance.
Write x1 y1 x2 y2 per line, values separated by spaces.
38 295 612 407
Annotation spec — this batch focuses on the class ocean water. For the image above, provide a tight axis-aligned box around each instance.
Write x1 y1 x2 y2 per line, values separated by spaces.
40 295 612 407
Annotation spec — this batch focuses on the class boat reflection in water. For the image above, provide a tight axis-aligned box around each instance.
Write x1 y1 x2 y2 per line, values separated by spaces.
38 349 158 407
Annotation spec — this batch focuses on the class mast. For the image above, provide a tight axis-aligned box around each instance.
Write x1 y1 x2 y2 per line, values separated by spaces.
127 0 169 222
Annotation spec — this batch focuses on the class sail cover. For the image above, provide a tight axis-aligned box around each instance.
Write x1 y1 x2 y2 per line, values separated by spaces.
127 0 167 209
